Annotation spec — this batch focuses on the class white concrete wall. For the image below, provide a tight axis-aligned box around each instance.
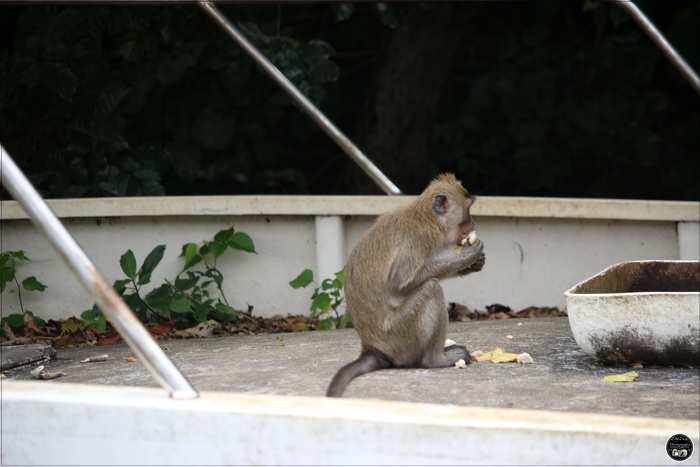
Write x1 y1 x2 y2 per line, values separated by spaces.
1 196 698 321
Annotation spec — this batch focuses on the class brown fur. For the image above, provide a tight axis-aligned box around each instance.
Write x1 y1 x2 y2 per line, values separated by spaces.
327 173 485 397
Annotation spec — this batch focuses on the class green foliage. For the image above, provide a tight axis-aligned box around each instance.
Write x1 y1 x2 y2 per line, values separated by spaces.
1 3 697 200
80 307 108 332
111 227 256 328
290 268 349 330
431 1 699 200
0 5 343 198
1 311 46 333
0 250 48 316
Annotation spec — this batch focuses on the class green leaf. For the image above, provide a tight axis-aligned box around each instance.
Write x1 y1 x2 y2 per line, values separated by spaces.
2 313 25 329
61 317 82 333
192 303 210 323
169 295 192 313
11 251 30 263
206 269 224 289
175 271 199 291
214 228 234 243
334 268 345 287
311 292 332 314
208 241 228 258
317 317 335 330
229 232 256 253
289 269 313 289
181 243 201 270
138 244 166 285
338 312 352 329
123 293 147 321
22 276 47 292
1 266 16 293
113 279 131 293
119 250 138 279
215 303 235 315
145 284 174 310
80 307 107 331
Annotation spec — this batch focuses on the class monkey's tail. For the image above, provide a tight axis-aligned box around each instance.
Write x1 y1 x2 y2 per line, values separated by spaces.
326 350 392 397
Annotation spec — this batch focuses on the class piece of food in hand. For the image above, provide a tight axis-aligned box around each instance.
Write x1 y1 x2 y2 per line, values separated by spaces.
455 359 467 368
454 231 477 254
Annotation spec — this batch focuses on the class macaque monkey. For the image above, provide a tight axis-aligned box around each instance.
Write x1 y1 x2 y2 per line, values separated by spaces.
326 173 485 397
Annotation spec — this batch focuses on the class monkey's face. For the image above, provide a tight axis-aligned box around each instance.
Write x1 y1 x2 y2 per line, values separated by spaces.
456 196 476 244
433 193 476 246
429 175 476 247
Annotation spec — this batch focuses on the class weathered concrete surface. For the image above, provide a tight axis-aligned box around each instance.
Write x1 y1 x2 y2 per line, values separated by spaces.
0 344 56 371
3 318 698 420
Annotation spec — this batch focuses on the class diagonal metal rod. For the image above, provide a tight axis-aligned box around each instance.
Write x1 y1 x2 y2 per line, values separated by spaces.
0 144 198 400
198 1 402 195
609 0 700 95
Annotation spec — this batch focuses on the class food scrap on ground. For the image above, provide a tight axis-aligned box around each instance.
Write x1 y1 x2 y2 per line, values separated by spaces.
455 359 468 369
473 348 534 364
30 365 66 380
80 354 108 363
603 371 639 383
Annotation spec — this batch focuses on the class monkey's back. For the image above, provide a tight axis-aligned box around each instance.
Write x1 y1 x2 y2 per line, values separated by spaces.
344 204 435 352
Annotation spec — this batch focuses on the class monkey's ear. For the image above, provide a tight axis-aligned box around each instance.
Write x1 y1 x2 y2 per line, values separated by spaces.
432 194 449 215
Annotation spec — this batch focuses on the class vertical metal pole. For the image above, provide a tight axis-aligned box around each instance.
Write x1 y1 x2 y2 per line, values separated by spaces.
198 1 402 195
610 0 700 95
1 145 198 400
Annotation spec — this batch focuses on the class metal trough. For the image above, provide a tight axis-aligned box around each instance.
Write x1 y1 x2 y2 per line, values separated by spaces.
565 261 700 366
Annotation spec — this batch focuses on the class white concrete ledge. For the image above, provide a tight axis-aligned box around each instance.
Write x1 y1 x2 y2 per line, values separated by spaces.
2 381 697 465
1 195 698 221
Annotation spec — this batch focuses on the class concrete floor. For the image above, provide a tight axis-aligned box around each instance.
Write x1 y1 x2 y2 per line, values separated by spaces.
3 317 698 421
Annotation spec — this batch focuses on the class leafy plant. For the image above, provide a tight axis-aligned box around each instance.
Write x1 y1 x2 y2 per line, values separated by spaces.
289 268 350 330
0 250 48 334
111 227 256 328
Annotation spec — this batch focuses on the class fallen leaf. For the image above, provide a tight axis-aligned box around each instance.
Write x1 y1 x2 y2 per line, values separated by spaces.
603 371 639 383
124 357 138 363
24 313 46 336
173 320 220 339
97 336 121 346
149 322 174 336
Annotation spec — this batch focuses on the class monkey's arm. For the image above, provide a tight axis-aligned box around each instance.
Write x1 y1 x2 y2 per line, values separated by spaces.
390 240 484 295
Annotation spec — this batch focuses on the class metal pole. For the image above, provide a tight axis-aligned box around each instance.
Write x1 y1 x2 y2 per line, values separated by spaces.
609 0 700 96
0 145 198 400
198 1 403 195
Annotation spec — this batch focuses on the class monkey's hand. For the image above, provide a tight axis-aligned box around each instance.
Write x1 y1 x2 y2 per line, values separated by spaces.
457 240 485 276
459 252 485 276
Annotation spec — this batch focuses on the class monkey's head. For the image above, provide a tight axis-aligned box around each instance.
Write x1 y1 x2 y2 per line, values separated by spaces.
424 173 476 246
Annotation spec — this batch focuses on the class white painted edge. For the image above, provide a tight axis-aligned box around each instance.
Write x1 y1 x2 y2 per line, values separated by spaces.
1 196 698 221
2 380 696 465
